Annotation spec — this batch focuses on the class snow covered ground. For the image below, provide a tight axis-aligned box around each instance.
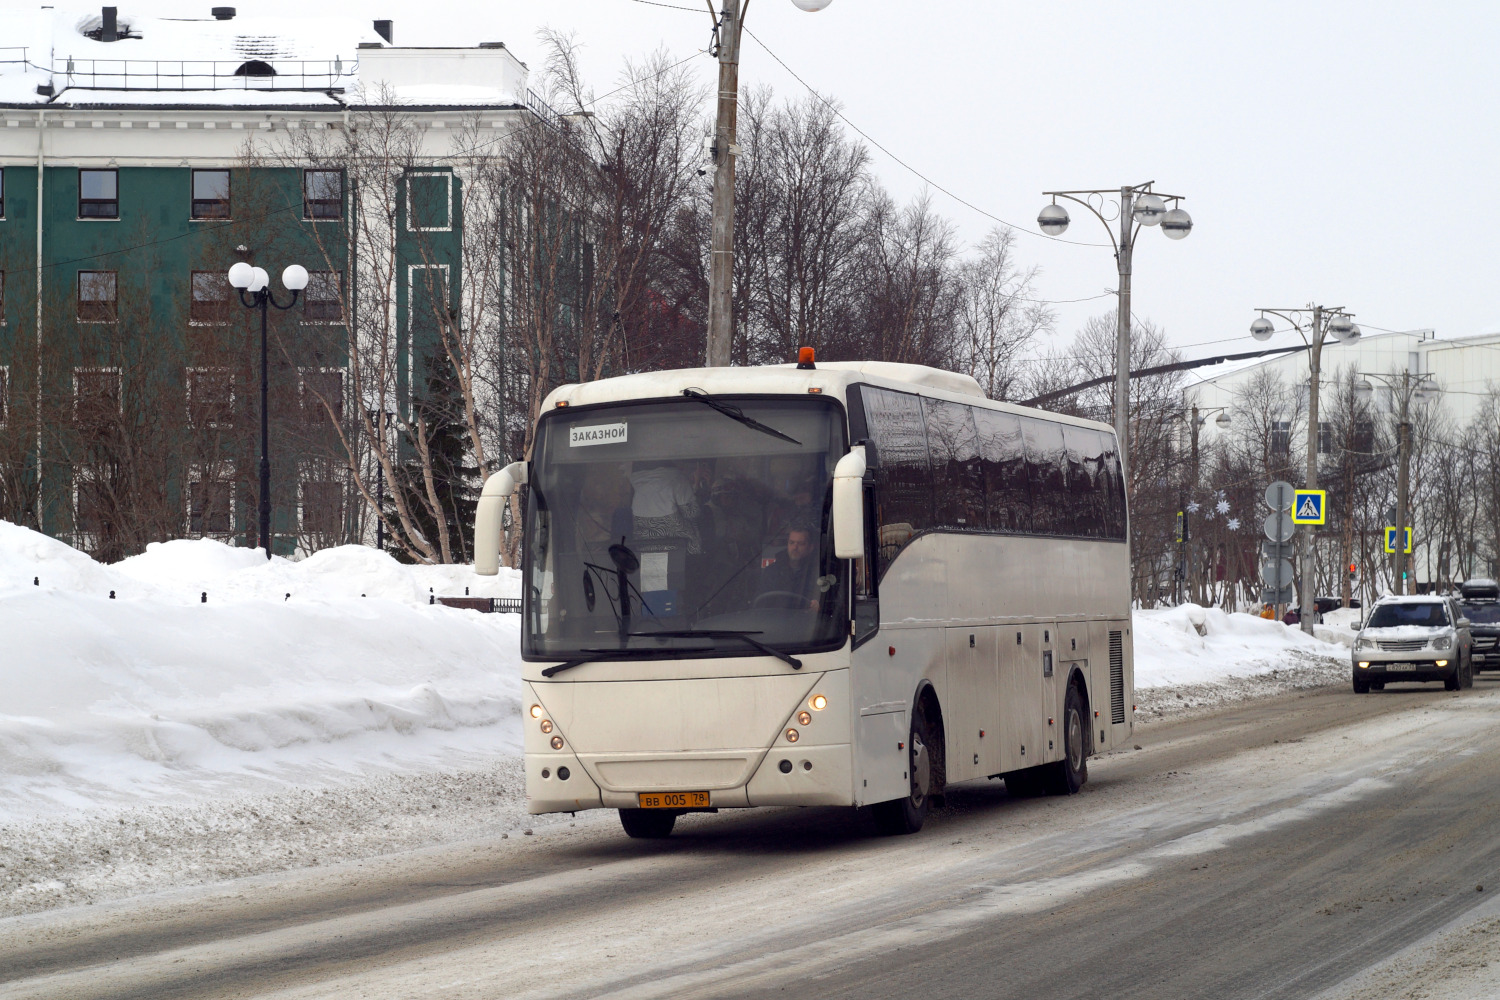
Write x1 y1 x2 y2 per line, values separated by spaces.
0 521 1351 916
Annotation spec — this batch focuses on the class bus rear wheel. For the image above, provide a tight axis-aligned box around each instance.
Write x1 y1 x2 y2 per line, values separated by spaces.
873 710 934 835
1044 685 1088 795
619 808 677 839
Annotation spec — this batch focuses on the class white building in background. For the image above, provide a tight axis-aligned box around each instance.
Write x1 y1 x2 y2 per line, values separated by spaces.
1185 329 1500 446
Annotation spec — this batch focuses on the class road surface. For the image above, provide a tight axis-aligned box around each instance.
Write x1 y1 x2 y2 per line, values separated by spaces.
4 678 1499 1000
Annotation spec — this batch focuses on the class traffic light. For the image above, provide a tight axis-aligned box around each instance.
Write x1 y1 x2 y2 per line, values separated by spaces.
1348 562 1357 580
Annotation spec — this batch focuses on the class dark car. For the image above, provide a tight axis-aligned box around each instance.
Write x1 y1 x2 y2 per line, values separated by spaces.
1459 578 1500 672
1283 596 1360 626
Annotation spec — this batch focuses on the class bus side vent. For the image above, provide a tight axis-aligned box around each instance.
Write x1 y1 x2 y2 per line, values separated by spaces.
1109 630 1125 724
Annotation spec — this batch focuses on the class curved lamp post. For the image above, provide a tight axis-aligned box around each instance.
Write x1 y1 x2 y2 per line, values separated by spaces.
1037 182 1191 483
704 0 832 366
228 261 307 559
1249 304 1358 629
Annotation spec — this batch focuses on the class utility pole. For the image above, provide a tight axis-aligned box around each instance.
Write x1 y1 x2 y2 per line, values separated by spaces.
1251 306 1356 633
1355 370 1437 597
1395 391 1411 595
1114 187 1135 481
705 0 746 368
1188 404 1200 603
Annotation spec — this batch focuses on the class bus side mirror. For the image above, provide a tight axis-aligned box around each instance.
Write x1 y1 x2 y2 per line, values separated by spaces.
474 461 527 576
832 446 867 560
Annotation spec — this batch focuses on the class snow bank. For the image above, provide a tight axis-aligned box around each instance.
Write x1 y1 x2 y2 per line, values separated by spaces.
1134 604 1347 689
0 521 524 817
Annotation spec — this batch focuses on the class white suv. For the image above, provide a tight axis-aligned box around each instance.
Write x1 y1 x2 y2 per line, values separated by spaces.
1352 595 1473 693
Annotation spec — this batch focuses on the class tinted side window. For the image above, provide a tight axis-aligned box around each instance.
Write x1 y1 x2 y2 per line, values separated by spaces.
1062 425 1105 538
925 398 985 531
1099 429 1127 539
1022 417 1067 535
974 407 1030 533
862 386 932 574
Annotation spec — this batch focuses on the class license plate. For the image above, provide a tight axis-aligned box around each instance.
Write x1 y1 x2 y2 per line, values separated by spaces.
637 791 709 809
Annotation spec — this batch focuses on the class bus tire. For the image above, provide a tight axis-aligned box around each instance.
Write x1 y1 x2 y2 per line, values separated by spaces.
873 708 935 835
618 808 677 839
1044 684 1088 795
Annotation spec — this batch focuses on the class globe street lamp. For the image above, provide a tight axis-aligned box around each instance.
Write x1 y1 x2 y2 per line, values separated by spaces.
1037 183 1191 483
228 260 307 559
1249 304 1356 630
704 0 833 366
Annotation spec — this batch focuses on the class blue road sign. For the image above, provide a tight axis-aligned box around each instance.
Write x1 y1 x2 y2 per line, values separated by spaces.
1292 489 1327 525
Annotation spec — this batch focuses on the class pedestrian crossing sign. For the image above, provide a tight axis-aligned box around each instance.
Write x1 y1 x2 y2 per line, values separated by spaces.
1291 489 1326 525
1384 526 1413 554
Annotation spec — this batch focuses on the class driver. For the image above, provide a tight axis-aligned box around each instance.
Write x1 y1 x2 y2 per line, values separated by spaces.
758 521 822 611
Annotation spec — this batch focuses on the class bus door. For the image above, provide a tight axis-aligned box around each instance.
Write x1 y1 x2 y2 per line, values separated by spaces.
999 625 1050 774
943 627 1002 782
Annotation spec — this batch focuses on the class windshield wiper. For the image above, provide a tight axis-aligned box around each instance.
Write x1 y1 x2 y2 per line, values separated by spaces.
628 629 803 669
541 645 713 678
681 388 800 445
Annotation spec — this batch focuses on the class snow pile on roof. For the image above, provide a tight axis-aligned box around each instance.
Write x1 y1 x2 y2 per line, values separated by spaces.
0 520 523 818
1133 603 1347 689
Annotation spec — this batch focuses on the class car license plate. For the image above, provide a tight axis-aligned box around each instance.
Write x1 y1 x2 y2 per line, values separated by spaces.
637 791 709 809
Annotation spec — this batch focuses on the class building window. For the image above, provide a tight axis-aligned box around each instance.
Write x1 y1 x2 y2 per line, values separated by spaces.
1353 418 1375 453
189 271 231 325
77 270 118 323
0 366 8 426
301 369 343 423
79 169 119 219
1270 420 1291 458
301 480 344 535
303 169 342 220
74 367 122 424
189 475 234 535
406 171 452 231
303 270 343 322
186 367 234 428
190 169 230 220
1317 421 1333 455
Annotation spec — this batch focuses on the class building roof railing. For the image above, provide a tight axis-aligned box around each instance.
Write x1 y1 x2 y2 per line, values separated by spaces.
3 52 354 93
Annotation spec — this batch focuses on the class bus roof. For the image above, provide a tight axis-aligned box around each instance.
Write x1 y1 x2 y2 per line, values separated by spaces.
539 361 1116 435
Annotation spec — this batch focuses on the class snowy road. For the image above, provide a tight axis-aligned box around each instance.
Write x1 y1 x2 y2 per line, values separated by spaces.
4 679 1500 1000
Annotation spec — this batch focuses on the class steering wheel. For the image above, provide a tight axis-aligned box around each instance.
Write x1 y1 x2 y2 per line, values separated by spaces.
753 590 809 609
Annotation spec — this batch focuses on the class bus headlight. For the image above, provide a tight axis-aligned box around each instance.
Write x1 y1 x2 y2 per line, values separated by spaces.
810 694 828 711
530 704 544 718
786 728 800 743
540 719 554 734
550 735 565 750
797 711 812 726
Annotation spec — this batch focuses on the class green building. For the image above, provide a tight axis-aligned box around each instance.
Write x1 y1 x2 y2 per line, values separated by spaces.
0 8 537 558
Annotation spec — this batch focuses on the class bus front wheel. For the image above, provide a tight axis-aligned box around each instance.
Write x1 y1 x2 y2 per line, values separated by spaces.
619 808 677 839
873 707 935 835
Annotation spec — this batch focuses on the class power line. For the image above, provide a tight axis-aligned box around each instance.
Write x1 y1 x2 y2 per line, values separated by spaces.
738 24 1111 249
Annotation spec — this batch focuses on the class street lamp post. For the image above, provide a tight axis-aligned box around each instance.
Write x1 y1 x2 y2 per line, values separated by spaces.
1355 372 1438 595
1250 306 1360 631
1037 184 1191 484
704 0 833 367
228 261 308 560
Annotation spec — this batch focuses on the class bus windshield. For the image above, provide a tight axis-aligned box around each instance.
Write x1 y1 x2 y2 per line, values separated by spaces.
524 395 849 661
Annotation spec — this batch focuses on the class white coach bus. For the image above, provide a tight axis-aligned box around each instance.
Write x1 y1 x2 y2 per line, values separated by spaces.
475 355 1133 838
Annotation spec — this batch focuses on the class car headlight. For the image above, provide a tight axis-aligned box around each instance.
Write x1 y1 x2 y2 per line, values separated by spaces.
1355 638 1374 651
1432 635 1453 650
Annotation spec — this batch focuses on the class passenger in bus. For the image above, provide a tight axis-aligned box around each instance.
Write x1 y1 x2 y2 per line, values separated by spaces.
630 461 702 554
758 521 823 611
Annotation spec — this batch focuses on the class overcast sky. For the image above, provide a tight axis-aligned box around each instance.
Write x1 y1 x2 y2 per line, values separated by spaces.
159 1 1500 367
